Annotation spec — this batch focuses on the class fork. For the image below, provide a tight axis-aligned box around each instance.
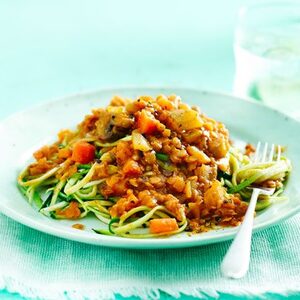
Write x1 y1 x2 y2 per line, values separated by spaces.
221 142 280 279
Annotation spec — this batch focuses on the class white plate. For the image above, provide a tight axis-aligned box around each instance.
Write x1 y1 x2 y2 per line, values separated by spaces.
1 87 300 249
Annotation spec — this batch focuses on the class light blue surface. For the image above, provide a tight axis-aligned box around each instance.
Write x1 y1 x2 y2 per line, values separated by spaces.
1 1 298 299
0 0 248 119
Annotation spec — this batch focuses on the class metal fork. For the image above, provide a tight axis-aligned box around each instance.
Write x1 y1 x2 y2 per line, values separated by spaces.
221 142 280 279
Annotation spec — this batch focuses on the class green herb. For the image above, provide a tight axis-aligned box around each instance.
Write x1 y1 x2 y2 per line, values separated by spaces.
108 197 119 203
78 164 92 170
157 160 176 172
78 169 89 175
95 150 103 159
155 152 169 161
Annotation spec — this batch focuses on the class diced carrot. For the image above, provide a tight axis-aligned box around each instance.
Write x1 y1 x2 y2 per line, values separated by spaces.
123 159 142 176
71 142 95 164
56 201 81 219
137 110 157 135
149 218 179 234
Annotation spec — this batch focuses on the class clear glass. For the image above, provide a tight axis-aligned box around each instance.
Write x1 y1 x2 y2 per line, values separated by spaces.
233 2 300 119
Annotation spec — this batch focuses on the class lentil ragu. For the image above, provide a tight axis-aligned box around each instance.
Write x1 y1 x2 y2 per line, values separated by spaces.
18 94 291 238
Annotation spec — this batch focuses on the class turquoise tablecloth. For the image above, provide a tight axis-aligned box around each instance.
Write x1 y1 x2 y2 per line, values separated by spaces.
0 211 300 299
1 1 299 299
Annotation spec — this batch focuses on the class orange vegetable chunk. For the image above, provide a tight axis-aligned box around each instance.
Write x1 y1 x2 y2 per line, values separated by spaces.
149 218 179 234
137 110 157 135
71 142 95 164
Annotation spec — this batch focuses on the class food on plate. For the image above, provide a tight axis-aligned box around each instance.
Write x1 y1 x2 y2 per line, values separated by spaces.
17 94 291 238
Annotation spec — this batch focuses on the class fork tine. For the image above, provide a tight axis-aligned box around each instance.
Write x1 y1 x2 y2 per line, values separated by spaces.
261 142 268 163
268 144 275 162
253 141 261 163
277 145 281 162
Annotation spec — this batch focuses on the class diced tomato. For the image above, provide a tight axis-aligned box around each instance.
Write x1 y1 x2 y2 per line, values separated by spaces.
137 110 157 135
149 218 179 234
123 159 142 176
56 201 81 219
71 142 95 164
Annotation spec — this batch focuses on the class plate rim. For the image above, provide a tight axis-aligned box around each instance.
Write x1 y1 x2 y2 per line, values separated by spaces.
1 86 300 249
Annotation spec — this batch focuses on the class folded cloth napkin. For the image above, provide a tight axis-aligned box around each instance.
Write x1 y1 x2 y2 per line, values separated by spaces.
0 212 299 300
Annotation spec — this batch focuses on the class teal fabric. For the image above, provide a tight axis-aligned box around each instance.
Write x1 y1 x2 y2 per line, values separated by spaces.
1 1 300 299
1 292 300 300
0 212 300 299
1 293 300 300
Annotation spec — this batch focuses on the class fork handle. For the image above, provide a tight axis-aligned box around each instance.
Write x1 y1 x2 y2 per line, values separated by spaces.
221 188 260 278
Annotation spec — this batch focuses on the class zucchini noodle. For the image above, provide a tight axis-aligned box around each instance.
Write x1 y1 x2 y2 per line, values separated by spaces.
64 163 98 195
18 164 63 187
224 150 291 210
94 205 187 238
17 94 292 238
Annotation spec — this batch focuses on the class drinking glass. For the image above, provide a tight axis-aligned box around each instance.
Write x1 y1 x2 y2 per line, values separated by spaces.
233 2 300 119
